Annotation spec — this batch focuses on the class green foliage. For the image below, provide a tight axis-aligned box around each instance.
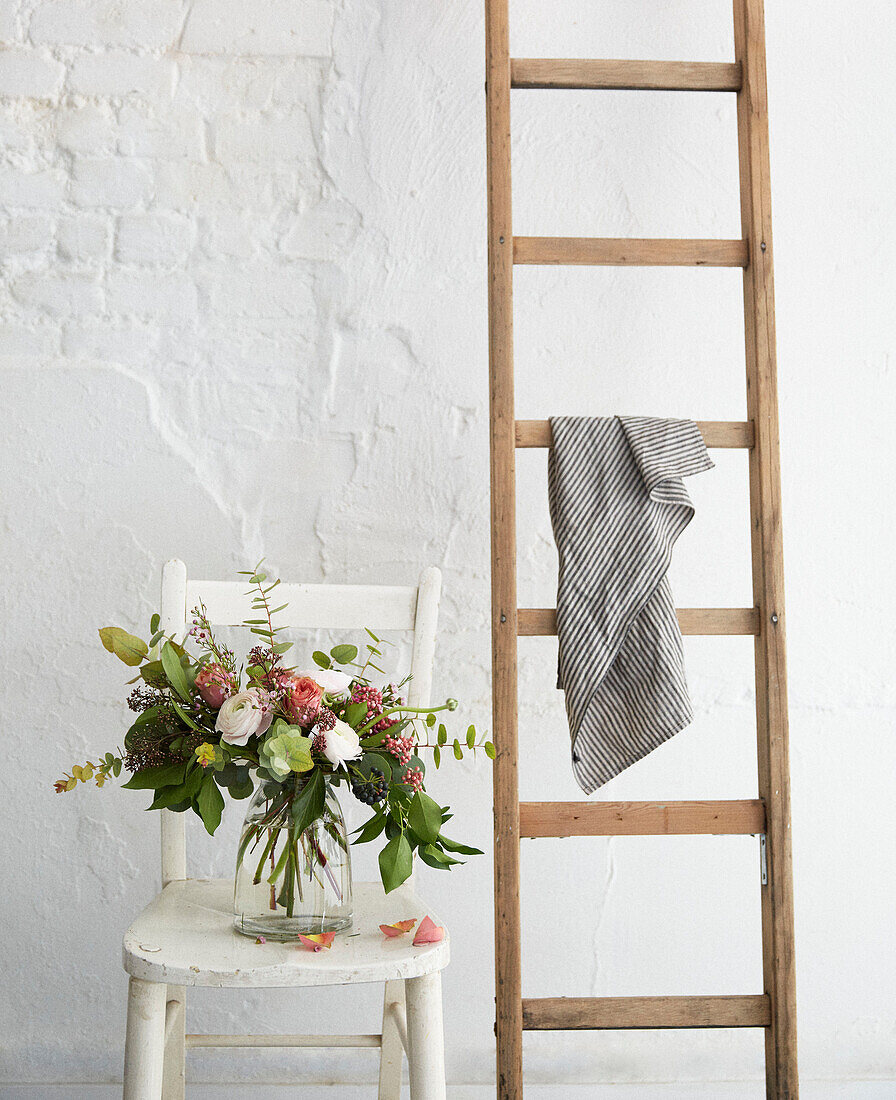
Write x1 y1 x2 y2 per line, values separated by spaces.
378 832 413 893
121 760 187 791
197 773 225 834
160 641 191 702
408 791 442 845
330 644 358 664
99 626 148 667
290 770 326 834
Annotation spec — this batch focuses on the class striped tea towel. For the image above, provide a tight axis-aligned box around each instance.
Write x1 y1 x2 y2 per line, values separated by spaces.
548 416 714 793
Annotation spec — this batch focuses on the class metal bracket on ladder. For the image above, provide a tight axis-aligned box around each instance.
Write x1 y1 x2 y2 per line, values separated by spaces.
485 0 799 1097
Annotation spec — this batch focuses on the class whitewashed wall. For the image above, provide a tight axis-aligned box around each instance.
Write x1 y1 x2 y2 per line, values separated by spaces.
2 0 894 1094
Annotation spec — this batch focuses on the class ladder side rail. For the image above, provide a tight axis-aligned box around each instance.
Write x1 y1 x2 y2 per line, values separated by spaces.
733 0 799 1095
485 1 523 1098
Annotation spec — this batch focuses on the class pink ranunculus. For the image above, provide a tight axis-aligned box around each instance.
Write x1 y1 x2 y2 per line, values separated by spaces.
215 688 273 746
282 675 324 727
195 663 235 709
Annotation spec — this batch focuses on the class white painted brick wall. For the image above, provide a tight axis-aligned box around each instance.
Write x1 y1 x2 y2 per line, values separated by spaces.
1 0 894 1094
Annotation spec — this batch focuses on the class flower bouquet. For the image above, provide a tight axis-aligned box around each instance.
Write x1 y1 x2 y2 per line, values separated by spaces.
57 565 492 940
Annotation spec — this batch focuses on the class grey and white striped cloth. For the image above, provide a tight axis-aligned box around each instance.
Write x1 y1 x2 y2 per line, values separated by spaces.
548 416 714 793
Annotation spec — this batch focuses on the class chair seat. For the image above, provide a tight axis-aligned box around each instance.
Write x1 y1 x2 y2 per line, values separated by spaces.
123 878 450 988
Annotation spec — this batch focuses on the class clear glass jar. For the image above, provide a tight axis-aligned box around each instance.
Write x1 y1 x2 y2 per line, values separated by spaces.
233 775 352 941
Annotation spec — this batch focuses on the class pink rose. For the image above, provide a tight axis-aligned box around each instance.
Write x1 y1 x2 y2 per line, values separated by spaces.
283 675 324 727
195 663 235 709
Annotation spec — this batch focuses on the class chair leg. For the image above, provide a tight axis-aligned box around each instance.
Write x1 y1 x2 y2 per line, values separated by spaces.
162 984 186 1100
123 977 167 1100
378 978 406 1099
405 971 446 1100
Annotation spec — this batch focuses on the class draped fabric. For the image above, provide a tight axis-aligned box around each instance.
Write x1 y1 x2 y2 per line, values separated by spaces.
548 416 714 793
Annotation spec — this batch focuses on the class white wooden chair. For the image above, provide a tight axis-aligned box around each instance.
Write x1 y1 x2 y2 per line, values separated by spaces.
122 559 448 1100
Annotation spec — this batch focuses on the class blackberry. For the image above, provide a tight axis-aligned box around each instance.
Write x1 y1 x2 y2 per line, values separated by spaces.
351 768 387 806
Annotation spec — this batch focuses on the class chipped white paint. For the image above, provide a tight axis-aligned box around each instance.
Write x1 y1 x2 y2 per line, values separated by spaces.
2 0 894 1093
123 879 449 988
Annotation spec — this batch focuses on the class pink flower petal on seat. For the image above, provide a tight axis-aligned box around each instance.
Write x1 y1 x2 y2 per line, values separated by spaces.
379 919 417 938
412 915 444 945
298 933 335 952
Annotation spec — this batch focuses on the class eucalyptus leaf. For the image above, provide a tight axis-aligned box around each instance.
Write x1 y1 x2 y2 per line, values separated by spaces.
330 644 358 665
98 626 148 667
312 650 331 669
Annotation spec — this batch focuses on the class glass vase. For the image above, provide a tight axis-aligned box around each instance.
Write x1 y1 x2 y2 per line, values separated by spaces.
233 775 353 941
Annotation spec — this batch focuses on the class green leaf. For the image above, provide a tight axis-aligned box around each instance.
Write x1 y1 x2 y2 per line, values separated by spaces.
421 843 463 866
426 712 436 727
98 626 148 667
139 659 164 685
408 791 442 844
197 774 225 835
121 761 187 791
466 725 476 748
312 650 331 669
112 759 122 777
161 641 191 702
272 642 293 655
364 627 381 643
149 767 203 809
438 833 484 856
484 740 496 760
453 739 463 761
437 723 447 746
378 833 413 893
352 810 388 844
342 702 368 728
330 644 358 664
150 613 160 634
290 769 326 834
169 698 199 730
433 745 441 769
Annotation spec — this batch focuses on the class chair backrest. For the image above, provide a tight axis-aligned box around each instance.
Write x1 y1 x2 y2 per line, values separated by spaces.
158 559 442 886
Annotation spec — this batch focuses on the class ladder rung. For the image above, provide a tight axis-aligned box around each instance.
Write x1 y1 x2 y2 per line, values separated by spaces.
513 237 749 267
519 799 766 837
517 607 760 637
515 419 754 449
511 59 742 92
521 995 771 1031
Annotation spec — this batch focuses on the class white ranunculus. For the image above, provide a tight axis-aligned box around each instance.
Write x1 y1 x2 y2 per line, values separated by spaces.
297 668 352 697
215 688 273 746
319 718 362 768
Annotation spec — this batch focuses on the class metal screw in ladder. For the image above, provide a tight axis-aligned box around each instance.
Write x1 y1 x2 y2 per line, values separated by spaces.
485 1 798 1097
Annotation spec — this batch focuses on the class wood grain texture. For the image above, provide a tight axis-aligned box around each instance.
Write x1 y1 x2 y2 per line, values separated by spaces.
485 1 523 1097
517 607 760 636
511 58 742 91
734 0 799 1093
519 799 766 837
515 419 755 449
513 236 748 267
522 995 771 1031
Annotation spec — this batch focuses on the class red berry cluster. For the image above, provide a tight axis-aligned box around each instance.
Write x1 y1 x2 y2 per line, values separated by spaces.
350 684 383 719
403 765 424 793
382 734 414 766
311 732 328 755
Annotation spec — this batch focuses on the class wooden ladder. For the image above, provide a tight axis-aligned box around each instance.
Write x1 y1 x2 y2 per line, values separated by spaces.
485 1 798 1097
